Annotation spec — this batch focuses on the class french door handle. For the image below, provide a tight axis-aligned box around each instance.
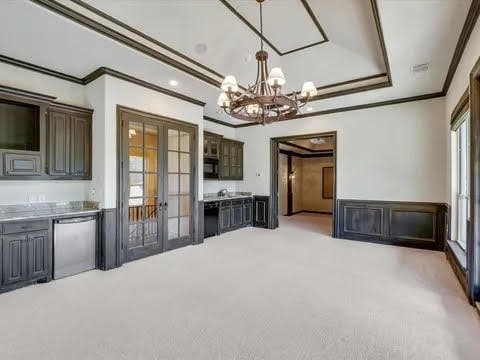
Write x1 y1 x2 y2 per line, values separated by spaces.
164 202 168 208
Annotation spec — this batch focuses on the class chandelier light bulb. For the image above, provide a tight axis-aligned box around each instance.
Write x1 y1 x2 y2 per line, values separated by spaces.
246 103 262 115
221 75 238 93
267 67 286 87
217 92 230 108
301 81 317 98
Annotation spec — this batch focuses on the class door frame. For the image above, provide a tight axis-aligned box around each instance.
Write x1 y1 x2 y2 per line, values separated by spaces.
116 105 199 263
468 56 480 304
270 131 338 236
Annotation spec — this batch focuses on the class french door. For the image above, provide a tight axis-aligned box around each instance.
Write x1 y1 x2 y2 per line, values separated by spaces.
119 109 195 262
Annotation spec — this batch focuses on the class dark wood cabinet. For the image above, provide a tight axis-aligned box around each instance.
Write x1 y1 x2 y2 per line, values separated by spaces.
70 114 91 177
219 205 231 233
1 220 51 292
27 231 50 280
47 106 92 179
48 110 70 176
253 196 270 228
204 132 221 159
220 140 231 179
218 198 252 234
3 151 42 176
231 200 244 228
2 234 28 285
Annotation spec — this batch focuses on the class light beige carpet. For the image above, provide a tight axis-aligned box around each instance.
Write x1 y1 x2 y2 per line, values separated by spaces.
0 213 479 360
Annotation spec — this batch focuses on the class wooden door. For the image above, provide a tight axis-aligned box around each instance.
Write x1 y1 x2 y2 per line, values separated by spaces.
122 114 164 262
27 231 50 280
2 234 28 285
47 110 70 176
164 124 195 251
70 114 91 178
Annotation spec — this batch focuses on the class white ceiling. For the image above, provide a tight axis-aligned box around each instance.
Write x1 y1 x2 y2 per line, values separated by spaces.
0 0 473 125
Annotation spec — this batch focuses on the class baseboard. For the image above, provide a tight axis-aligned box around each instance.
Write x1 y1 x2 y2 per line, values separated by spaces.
446 241 468 295
476 302 480 316
287 210 333 216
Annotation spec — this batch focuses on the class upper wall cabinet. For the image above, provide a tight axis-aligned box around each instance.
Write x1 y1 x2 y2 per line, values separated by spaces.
204 132 222 159
47 105 92 180
219 138 244 181
0 86 93 180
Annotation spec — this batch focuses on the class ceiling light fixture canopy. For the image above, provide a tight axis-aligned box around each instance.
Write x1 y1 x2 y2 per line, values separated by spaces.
218 0 317 125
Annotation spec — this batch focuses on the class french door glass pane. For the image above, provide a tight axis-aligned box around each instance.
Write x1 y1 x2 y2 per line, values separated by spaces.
167 128 191 241
129 122 143 147
127 121 160 251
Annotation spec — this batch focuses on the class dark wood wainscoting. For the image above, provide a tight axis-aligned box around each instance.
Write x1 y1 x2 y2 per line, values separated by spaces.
335 199 448 251
99 208 122 270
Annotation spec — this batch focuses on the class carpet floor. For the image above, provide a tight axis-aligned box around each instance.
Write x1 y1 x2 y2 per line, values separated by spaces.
1 213 479 360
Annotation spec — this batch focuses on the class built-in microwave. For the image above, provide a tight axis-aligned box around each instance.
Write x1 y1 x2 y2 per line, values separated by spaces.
204 158 219 179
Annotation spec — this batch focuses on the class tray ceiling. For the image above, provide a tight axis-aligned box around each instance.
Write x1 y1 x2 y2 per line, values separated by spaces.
0 0 474 125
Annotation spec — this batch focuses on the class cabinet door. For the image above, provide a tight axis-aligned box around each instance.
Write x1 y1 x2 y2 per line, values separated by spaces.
209 138 220 158
70 114 91 178
2 234 28 285
229 142 243 180
231 205 243 227
48 110 70 176
219 206 231 232
244 202 252 225
3 152 42 176
219 141 231 179
27 231 50 280
203 136 210 157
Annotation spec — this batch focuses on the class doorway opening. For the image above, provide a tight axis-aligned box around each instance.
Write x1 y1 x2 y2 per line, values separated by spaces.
270 132 337 236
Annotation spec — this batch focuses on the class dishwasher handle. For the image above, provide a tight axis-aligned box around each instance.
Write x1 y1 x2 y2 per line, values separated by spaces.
55 216 96 224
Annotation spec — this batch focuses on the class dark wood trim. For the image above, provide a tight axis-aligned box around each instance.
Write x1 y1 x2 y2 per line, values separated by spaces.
271 131 337 235
336 199 448 251
0 54 84 84
446 242 469 296
298 210 333 215
370 0 392 85
70 0 225 80
281 140 333 154
219 0 328 57
0 84 56 103
287 154 293 216
203 115 236 128
236 92 445 128
450 87 470 129
300 0 328 41
468 55 480 303
99 208 121 270
50 101 93 114
443 0 480 94
279 149 333 158
82 67 205 107
31 0 222 88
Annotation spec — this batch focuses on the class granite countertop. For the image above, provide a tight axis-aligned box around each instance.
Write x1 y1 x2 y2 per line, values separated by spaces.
0 201 100 223
203 192 253 202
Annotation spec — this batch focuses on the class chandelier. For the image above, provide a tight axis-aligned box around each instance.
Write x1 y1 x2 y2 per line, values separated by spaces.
217 0 317 125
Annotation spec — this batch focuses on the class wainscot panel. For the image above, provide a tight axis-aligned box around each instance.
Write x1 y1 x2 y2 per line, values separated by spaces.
335 199 448 251
99 208 122 270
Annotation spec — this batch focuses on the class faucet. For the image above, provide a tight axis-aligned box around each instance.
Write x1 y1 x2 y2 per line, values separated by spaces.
218 189 228 197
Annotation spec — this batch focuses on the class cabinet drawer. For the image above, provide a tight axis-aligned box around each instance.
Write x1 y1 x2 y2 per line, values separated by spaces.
3 221 49 235
3 152 41 176
243 198 252 204
232 200 243 206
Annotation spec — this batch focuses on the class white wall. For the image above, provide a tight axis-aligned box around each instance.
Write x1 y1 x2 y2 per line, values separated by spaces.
85 75 205 208
0 63 90 205
202 119 240 194
236 98 447 203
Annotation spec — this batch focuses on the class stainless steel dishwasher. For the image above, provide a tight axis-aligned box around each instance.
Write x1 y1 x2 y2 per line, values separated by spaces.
53 216 97 279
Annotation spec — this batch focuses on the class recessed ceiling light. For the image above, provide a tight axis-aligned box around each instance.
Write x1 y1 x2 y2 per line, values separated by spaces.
194 43 208 55
306 107 314 112
169 80 179 87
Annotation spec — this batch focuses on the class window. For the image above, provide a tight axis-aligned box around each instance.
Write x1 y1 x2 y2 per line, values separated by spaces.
452 110 470 251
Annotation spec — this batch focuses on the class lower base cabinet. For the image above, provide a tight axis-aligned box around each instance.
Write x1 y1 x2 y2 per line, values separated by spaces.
1 221 51 293
219 198 253 234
